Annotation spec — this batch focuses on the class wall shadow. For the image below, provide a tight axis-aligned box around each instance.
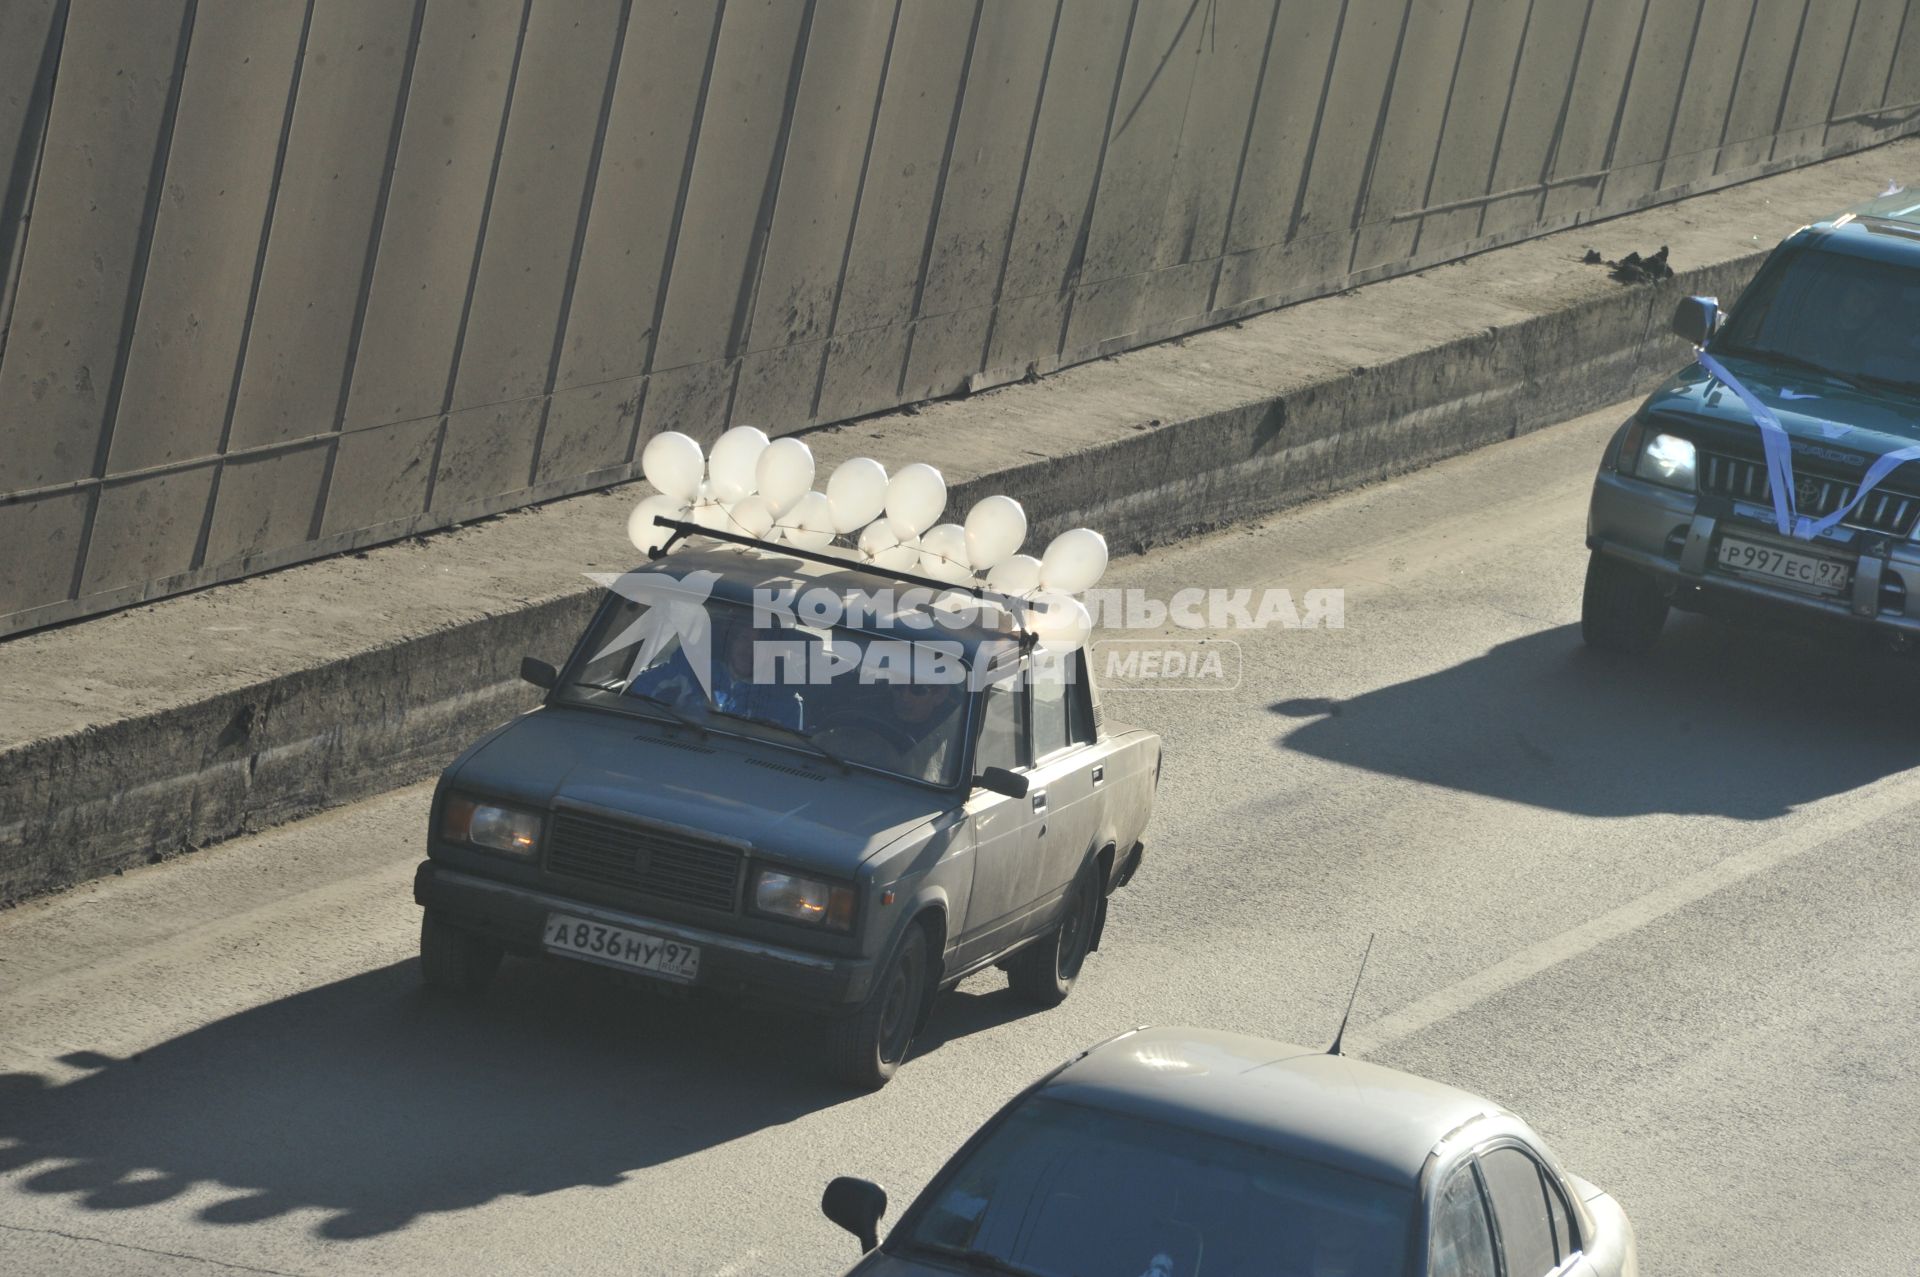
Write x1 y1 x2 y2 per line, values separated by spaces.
0 956 875 1241
1274 617 1920 819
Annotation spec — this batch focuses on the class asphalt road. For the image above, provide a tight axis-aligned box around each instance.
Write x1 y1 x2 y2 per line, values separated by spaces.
5 397 1920 1276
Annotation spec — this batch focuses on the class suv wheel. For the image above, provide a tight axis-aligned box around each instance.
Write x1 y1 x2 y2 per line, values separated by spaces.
1581 550 1668 654
1007 862 1099 1007
827 923 933 1089
419 910 502 995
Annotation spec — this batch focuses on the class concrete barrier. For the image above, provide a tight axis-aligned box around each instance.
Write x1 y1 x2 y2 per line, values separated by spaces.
2 138 1911 904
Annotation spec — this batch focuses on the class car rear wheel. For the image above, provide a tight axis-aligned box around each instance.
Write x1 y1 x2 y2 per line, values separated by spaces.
419 910 502 995
827 923 933 1090
1581 550 1668 653
1007 862 1099 1007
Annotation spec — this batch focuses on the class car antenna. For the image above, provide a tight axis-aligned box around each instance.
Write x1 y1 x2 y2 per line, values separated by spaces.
1327 932 1375 1056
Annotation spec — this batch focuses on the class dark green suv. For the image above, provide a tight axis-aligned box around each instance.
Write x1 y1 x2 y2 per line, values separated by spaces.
1585 193 1920 651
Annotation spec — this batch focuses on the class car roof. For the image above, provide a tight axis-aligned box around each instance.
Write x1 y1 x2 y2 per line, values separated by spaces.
624 541 1020 657
1038 1026 1502 1185
1794 196 1920 266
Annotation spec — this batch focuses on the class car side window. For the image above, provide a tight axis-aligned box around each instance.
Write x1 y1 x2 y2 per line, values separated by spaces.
976 678 1025 773
1429 1165 1498 1277
1029 654 1078 761
1544 1168 1575 1262
1479 1148 1562 1277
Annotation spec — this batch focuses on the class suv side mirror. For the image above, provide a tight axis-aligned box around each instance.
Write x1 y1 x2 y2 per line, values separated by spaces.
822 1176 887 1252
1671 295 1721 346
976 766 1029 799
519 656 558 690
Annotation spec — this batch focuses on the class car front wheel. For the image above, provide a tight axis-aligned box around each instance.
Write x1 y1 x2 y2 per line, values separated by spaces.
827 923 933 1089
1007 862 1099 1007
1581 550 1669 653
419 910 502 995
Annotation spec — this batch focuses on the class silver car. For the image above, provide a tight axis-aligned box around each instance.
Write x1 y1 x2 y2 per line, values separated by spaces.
823 1026 1636 1275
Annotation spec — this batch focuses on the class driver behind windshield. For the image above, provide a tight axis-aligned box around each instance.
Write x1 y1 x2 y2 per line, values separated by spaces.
887 679 965 784
627 621 803 731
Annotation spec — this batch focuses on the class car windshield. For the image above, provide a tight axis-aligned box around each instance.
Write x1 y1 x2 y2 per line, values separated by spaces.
900 1096 1414 1277
557 589 972 787
1713 244 1920 392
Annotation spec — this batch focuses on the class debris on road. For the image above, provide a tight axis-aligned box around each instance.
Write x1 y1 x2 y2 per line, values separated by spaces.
1582 245 1674 284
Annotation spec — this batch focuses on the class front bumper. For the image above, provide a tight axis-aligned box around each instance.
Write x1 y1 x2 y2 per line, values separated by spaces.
414 861 877 1011
1587 470 1920 634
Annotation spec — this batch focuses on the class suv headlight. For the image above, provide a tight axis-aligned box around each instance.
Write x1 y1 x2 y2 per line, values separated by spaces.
752 869 856 931
1633 430 1697 491
442 796 541 856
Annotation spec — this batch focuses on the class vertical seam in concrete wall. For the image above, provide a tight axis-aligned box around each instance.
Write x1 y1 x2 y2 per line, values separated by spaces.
1593 0 1654 210
1285 0 1353 244
0 0 67 373
1884 0 1916 106
189 0 319 573
421 0 534 517
1205 0 1284 313
1471 0 1540 240
1405 0 1479 261
976 0 1065 376
730 0 819 366
628 0 728 457
1536 0 1597 209
1652 1 1711 193
806 0 902 419
305 0 428 543
1765 0 1814 163
1053 0 1144 363
1346 0 1418 273
67 0 199 604
895 0 986 400
1711 0 1765 176
1821 0 1869 148
527 0 635 488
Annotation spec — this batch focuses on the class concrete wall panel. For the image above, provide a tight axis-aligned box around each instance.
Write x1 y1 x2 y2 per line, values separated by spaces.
108 0 306 476
342 0 523 432
7 0 1920 635
225 0 418 452
0 0 189 493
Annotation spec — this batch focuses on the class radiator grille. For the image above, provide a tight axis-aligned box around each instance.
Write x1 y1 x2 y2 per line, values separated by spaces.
544 810 743 913
1700 451 1919 537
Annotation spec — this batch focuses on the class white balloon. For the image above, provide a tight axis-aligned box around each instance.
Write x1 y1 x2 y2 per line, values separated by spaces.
1029 591 1092 653
826 457 889 534
857 521 901 561
963 495 1027 570
693 499 731 531
777 491 837 550
641 431 705 503
626 494 689 555
707 426 769 503
724 494 778 539
884 463 946 538
755 438 816 518
918 523 971 583
1039 527 1109 594
875 534 921 572
985 553 1043 597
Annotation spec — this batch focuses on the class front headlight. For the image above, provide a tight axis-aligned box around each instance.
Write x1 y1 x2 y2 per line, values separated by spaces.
752 869 856 930
1634 431 1696 491
442 796 540 856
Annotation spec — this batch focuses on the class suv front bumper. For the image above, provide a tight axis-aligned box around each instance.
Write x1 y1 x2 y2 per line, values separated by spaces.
1587 470 1920 634
414 861 877 1011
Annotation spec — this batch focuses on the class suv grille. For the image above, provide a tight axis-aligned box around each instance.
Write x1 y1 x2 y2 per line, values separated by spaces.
545 810 743 913
1699 451 1920 537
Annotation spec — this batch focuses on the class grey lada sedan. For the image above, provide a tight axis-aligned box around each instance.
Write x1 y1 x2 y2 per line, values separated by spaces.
1585 194 1920 652
412 543 1160 1086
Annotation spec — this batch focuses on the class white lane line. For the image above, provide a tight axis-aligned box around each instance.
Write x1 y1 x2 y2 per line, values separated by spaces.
1349 769 1920 1055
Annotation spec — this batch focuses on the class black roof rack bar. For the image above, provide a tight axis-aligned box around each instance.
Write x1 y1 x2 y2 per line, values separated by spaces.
645 514 1049 627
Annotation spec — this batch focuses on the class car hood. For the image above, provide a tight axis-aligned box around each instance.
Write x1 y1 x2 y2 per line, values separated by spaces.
1647 353 1920 463
449 705 953 873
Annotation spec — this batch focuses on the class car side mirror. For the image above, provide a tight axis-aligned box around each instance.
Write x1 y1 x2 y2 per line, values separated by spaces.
822 1176 887 1252
1671 295 1720 347
976 766 1029 799
519 656 558 690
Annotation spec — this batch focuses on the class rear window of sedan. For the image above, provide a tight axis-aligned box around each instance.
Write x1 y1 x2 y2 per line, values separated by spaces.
897 1095 1414 1277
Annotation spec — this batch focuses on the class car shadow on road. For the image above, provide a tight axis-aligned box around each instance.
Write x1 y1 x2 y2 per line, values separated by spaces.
1273 617 1920 819
0 954 871 1241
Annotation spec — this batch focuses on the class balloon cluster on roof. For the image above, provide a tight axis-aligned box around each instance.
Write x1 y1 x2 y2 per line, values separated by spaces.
626 428 1106 652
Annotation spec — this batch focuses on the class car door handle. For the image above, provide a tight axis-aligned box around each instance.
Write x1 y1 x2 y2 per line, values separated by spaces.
1091 765 1104 785
1031 790 1047 813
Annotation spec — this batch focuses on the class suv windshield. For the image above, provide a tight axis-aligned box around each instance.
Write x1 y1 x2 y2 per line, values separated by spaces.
900 1096 1414 1277
558 590 971 787
1714 243 1920 392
